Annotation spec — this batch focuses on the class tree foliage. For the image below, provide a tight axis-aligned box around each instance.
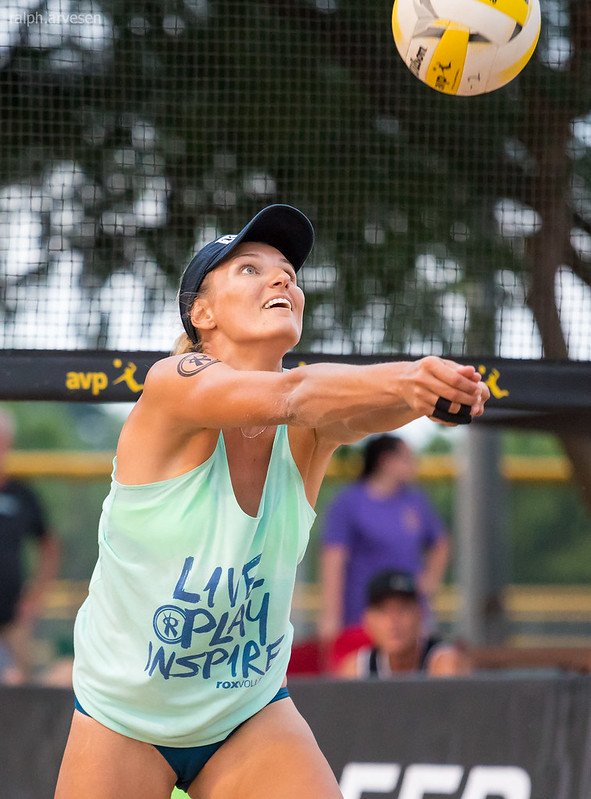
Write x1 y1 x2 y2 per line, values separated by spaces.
1 0 589 350
1 1 590 503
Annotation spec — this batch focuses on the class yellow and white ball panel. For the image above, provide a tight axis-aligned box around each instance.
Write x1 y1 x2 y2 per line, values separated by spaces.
430 0 520 45
400 27 495 96
392 0 423 59
431 0 533 37
488 0 541 90
392 0 541 96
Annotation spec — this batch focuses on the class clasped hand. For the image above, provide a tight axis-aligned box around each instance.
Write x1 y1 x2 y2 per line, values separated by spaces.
403 357 489 426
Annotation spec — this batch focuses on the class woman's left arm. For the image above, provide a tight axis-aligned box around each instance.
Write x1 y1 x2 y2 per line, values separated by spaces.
316 366 489 445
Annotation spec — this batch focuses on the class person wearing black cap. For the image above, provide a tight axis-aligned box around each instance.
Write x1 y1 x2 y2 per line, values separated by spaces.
56 204 487 799
336 569 471 679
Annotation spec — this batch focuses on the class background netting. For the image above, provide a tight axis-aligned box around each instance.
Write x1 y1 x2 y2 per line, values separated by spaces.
0 0 590 359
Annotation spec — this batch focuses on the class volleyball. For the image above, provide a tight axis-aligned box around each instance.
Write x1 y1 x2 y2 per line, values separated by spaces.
392 0 541 96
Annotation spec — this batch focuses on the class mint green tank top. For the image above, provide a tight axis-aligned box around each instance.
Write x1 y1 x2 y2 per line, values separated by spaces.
72 425 315 747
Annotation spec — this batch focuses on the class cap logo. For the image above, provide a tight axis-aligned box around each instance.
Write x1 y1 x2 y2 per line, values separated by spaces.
215 234 237 244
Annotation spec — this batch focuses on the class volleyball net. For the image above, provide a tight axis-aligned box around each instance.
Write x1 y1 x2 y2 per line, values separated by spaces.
1 1 590 401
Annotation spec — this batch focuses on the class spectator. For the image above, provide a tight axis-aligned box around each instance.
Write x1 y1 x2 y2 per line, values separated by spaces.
0 409 60 683
336 569 471 678
37 636 74 688
319 435 449 650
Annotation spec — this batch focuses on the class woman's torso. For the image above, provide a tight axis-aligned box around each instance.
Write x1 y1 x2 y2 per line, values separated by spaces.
114 391 333 512
73 424 318 747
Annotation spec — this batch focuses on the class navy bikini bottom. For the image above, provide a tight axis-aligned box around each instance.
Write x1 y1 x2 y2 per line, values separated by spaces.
74 686 290 792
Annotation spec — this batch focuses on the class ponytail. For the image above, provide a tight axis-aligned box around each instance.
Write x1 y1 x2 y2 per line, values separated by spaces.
171 331 202 355
173 279 209 355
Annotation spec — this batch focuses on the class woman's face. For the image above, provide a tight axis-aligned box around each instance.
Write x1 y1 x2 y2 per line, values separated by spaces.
364 596 422 657
191 241 305 350
381 442 417 484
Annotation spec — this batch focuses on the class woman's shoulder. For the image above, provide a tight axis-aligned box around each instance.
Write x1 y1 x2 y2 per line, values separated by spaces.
146 352 220 382
425 639 472 676
139 353 223 409
337 646 370 679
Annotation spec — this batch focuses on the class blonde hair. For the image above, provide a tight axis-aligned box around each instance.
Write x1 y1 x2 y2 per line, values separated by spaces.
171 331 202 355
173 273 212 355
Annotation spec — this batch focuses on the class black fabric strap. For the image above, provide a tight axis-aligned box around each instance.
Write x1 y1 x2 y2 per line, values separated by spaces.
368 648 379 676
432 397 472 425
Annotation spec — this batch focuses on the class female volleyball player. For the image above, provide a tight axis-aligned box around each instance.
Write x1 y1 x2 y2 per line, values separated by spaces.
55 204 489 799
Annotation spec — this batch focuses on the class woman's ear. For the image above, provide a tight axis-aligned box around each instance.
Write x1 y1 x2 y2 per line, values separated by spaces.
190 299 216 332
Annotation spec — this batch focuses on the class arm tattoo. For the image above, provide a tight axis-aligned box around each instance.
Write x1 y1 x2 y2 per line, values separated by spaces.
177 353 220 377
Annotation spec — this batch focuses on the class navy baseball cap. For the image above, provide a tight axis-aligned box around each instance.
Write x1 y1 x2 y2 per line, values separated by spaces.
179 204 315 343
367 570 419 606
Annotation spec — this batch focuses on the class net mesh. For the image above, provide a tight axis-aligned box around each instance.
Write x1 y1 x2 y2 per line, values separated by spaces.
0 0 590 359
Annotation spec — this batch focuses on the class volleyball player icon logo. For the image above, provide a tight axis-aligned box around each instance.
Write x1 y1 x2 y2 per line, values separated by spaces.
112 359 145 393
478 365 509 399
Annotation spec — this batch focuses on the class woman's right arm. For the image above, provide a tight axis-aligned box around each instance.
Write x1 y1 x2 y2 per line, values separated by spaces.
143 353 482 432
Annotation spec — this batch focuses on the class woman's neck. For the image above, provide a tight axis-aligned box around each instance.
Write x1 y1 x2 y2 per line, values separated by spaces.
203 341 285 373
384 642 422 674
365 474 402 498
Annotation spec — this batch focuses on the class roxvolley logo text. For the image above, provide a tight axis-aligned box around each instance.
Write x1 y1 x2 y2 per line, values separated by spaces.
216 678 262 690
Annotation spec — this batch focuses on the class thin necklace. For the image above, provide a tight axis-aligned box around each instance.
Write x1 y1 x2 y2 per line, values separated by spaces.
240 426 268 439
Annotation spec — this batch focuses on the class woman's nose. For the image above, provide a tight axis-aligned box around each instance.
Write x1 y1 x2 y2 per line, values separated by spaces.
269 270 290 287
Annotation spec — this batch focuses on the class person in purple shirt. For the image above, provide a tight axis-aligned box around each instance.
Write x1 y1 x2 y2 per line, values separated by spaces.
319 435 449 651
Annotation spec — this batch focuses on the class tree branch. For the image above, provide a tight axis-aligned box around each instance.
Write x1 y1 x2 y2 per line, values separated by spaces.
566 243 591 290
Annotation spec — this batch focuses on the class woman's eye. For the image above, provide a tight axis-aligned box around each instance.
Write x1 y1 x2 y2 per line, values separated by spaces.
241 265 257 275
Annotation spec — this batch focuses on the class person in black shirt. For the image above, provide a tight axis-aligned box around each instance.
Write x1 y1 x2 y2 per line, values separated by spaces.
0 410 60 683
